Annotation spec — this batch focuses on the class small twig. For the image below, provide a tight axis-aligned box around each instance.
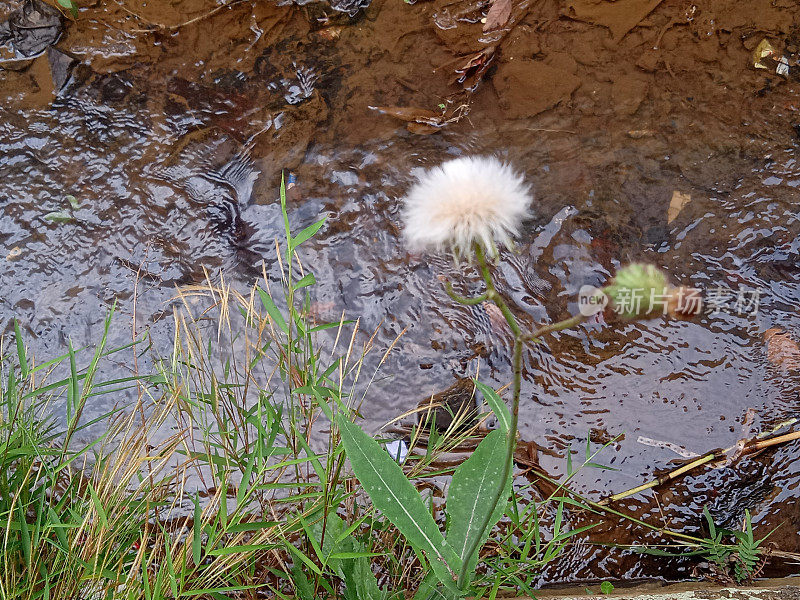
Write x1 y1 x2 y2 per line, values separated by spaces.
526 128 577 134
603 429 800 504
750 430 800 451
601 453 717 505
114 0 245 32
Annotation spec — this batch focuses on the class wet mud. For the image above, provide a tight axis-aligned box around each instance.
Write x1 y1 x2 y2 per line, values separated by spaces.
2 0 800 585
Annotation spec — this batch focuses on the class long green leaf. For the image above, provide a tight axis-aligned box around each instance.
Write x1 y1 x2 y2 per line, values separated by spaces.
192 494 202 566
290 563 314 600
17 501 31 568
337 418 462 592
445 429 511 574
291 218 326 250
474 381 511 432
87 482 108 528
344 552 382 600
257 288 289 334
14 320 28 379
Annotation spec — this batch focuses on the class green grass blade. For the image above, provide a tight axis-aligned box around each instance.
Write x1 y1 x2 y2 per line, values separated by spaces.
87 482 108 528
17 500 32 568
291 218 326 251
14 320 28 379
192 494 202 566
257 288 289 334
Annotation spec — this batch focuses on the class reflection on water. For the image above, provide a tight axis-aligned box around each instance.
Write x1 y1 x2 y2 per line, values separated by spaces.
2 0 800 584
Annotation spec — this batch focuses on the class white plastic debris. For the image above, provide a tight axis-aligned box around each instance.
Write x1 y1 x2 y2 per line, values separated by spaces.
637 436 700 459
385 440 409 463
777 55 790 77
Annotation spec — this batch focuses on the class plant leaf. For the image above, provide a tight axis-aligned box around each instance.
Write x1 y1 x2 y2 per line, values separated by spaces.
346 554 382 600
483 0 511 32
295 273 316 289
57 0 78 17
667 190 691 224
445 428 511 574
43 210 72 223
337 417 462 592
192 494 202 566
703 505 716 538
413 571 453 600
291 218 326 250
257 288 289 334
474 381 511 432
290 563 314 600
14 319 28 379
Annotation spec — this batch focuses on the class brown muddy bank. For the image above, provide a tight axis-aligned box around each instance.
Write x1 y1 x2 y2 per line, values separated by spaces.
2 0 800 586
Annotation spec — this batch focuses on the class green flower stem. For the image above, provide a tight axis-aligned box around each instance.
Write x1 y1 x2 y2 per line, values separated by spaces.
452 243 588 592
525 314 588 344
444 281 489 306
456 244 522 591
474 244 522 339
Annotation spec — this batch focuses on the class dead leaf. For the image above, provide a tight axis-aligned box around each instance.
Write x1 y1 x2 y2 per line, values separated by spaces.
483 0 512 32
370 105 447 134
452 47 495 90
369 105 439 123
482 301 512 337
406 122 441 135
764 328 800 372
667 190 691 223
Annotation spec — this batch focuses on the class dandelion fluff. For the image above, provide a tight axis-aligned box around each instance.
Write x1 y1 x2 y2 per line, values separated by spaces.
401 156 532 257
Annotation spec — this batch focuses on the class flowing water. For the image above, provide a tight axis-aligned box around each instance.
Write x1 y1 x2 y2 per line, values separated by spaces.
2 0 800 585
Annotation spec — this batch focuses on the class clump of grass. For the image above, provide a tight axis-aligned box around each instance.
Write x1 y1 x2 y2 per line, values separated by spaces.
0 315 176 599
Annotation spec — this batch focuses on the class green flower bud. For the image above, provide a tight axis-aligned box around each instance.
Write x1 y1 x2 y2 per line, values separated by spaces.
603 263 671 319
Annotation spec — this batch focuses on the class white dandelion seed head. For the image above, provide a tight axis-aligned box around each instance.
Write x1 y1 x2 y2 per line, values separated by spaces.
401 156 532 258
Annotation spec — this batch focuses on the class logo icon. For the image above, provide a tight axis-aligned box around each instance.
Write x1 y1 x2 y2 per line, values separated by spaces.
578 285 608 316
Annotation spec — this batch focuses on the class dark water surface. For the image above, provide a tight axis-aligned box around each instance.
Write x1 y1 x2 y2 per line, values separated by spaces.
2 0 800 584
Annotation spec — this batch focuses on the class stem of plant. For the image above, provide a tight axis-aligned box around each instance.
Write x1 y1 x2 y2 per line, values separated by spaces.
454 245 520 590
453 243 586 591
